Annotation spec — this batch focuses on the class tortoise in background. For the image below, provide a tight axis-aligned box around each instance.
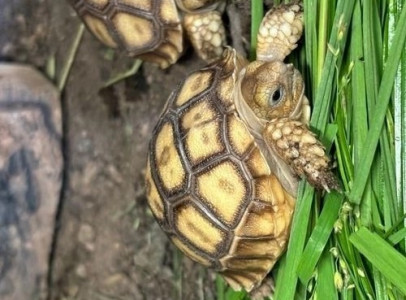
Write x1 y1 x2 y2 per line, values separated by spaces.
68 0 228 68
146 2 338 294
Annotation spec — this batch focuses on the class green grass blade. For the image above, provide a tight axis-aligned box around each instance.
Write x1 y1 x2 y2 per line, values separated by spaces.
335 209 375 298
304 0 318 94
103 59 142 88
363 0 382 99
217 275 249 300
350 227 406 295
297 192 343 284
274 184 314 300
315 246 338 300
334 98 353 191
388 227 406 245
373 267 389 300
349 4 406 204
216 275 226 300
362 0 398 228
310 0 356 133
57 24 84 91
323 123 338 153
224 288 249 300
380 129 399 225
391 0 406 250
317 0 329 86
250 0 263 60
350 0 371 227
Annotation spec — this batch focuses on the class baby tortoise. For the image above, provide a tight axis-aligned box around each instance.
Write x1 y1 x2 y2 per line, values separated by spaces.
68 0 227 68
146 2 339 294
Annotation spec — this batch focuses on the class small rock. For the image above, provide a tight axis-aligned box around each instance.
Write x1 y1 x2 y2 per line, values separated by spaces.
106 164 123 185
78 223 96 252
76 131 93 153
75 264 87 278
66 284 79 297
82 162 100 187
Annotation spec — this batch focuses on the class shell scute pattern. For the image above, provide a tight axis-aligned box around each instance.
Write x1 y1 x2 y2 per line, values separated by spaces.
180 98 217 131
147 50 295 291
173 200 228 255
244 147 271 178
223 256 275 275
229 237 280 258
216 75 235 109
177 88 227 168
175 70 214 107
234 202 276 237
226 114 255 158
145 159 165 222
171 236 212 266
154 120 188 197
194 159 251 228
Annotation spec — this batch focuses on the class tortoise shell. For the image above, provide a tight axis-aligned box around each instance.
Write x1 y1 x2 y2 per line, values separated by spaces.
146 49 295 291
69 0 183 68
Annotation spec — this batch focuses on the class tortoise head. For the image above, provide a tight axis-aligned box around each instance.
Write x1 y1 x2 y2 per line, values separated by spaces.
239 60 305 123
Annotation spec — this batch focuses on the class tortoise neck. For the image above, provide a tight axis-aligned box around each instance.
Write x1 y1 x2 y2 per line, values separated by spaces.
234 68 298 197
234 68 266 139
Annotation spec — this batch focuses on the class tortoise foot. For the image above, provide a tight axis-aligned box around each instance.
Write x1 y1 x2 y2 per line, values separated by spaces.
250 277 274 300
264 119 340 192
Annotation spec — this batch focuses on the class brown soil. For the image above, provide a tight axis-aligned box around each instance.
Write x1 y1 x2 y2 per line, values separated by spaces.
0 1 254 299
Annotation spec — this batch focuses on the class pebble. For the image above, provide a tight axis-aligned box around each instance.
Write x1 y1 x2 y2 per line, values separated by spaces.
78 223 96 252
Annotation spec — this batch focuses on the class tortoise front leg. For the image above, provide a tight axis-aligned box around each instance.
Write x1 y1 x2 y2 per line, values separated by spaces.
263 119 339 192
256 3 304 62
183 10 226 62
179 0 227 62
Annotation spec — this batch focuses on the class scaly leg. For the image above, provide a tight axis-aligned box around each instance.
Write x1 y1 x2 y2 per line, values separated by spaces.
264 118 340 192
183 10 227 62
256 3 304 62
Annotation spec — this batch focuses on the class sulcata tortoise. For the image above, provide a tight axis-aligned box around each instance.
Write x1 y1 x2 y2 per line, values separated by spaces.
68 0 228 68
145 2 338 294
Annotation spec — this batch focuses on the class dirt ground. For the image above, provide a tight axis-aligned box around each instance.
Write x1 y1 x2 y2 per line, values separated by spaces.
0 1 261 299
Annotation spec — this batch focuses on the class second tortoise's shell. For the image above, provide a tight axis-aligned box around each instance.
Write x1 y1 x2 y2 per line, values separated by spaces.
70 0 183 68
146 50 295 291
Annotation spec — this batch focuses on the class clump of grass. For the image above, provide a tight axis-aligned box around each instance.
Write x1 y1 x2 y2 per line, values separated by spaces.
219 0 406 299
275 0 406 299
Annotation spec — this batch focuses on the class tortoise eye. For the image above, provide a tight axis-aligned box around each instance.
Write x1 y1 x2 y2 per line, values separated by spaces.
268 87 284 106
